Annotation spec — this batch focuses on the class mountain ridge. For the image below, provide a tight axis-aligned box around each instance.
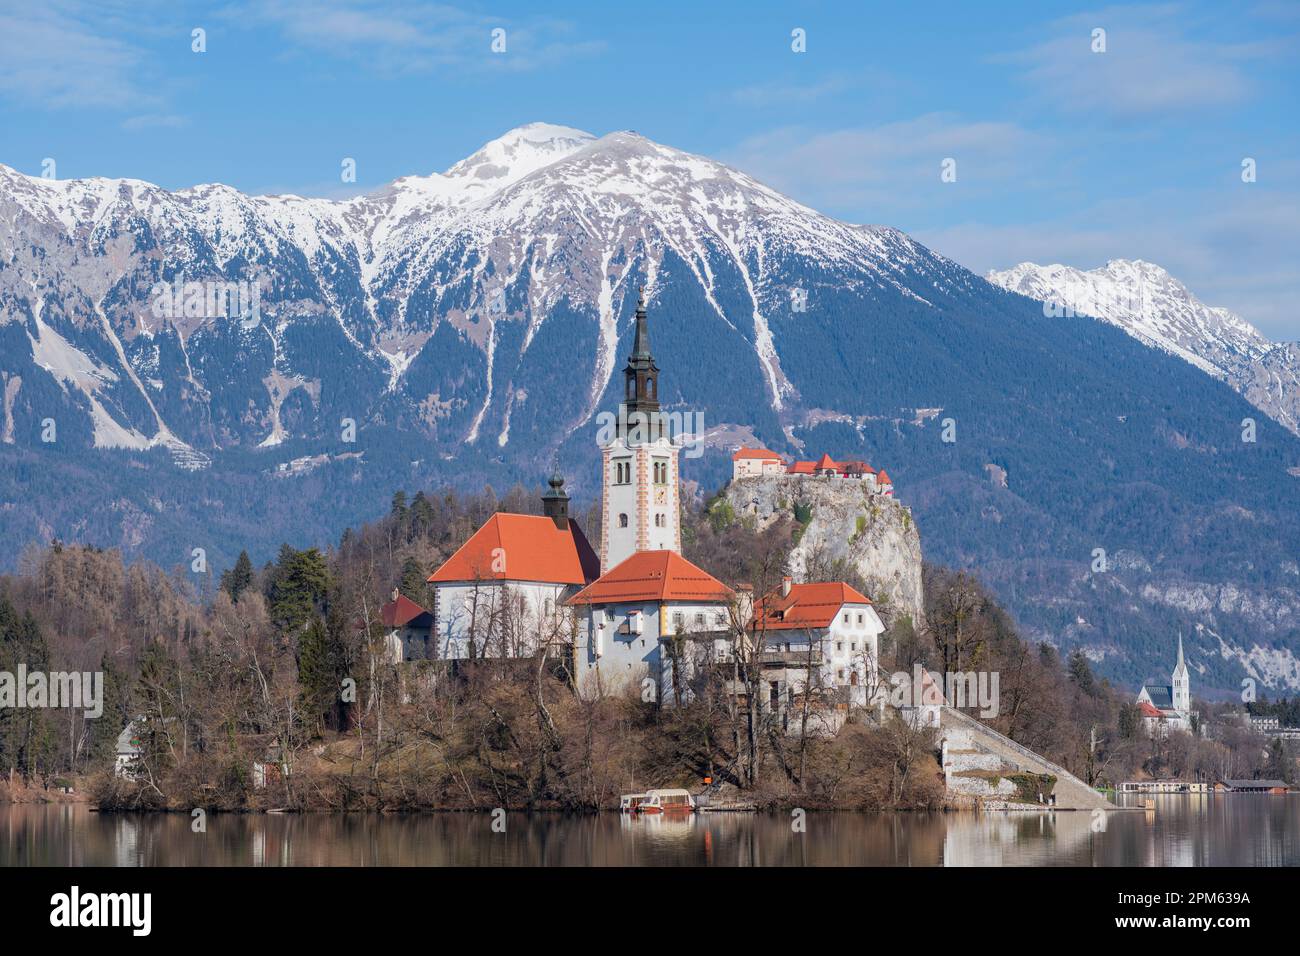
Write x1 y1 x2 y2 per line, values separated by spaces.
2 123 1298 697
988 258 1300 435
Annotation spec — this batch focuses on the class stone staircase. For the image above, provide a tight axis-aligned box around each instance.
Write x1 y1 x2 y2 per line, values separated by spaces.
939 706 1113 810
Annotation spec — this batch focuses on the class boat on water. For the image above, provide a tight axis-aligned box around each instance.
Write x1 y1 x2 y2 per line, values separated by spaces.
619 793 647 813
638 789 696 814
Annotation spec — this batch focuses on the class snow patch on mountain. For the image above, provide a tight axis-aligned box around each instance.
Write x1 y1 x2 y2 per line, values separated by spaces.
988 259 1300 435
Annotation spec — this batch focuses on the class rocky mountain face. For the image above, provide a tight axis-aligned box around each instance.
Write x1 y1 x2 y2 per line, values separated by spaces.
2 124 1298 695
722 475 924 628
988 259 1300 436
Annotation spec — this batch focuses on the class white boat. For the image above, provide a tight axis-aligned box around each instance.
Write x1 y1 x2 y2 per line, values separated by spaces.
640 788 696 814
619 792 647 812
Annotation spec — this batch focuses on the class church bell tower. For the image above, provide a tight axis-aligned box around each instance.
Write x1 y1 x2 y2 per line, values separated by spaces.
600 288 681 572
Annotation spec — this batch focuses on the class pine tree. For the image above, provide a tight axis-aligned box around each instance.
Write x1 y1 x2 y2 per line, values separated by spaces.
0 597 54 780
268 547 332 632
220 550 254 603
399 556 428 605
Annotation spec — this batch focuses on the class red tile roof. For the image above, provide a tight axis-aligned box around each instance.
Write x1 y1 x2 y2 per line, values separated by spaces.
428 513 600 585
381 594 429 628
1138 701 1164 719
878 469 892 484
787 460 816 474
732 447 781 461
815 453 838 470
753 581 873 631
567 550 735 606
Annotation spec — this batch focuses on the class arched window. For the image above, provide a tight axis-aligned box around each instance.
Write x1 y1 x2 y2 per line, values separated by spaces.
647 377 655 398
618 513 629 528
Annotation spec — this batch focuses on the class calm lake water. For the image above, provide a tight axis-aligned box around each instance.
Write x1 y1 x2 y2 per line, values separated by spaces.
3 795 1297 866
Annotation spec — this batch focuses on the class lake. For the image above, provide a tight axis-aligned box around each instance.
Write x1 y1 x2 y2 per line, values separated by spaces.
2 794 1297 866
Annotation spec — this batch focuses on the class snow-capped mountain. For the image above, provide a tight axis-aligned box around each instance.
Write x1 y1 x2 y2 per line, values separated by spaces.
3 123 1300 694
988 259 1300 435
0 121 953 456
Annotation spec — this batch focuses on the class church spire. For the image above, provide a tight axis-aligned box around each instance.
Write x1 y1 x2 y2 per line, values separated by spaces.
620 285 661 440
631 286 653 361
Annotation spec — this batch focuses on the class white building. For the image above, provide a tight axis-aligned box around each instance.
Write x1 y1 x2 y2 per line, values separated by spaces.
752 579 885 710
1136 635 1194 735
600 289 681 572
731 447 784 480
426 476 600 660
567 549 734 701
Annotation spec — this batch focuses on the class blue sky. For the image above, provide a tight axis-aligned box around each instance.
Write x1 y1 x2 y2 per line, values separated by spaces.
2 1 1298 338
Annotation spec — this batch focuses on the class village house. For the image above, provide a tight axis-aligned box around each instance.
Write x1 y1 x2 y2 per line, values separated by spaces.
566 549 735 701
1136 635 1195 736
424 475 601 661
377 590 434 664
752 578 884 714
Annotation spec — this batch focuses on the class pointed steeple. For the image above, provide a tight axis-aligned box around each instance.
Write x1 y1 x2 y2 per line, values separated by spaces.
1171 632 1190 715
631 286 653 362
620 285 662 441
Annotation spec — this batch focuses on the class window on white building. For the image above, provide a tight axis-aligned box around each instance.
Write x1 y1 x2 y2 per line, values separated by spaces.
842 613 850 624
618 513 629 527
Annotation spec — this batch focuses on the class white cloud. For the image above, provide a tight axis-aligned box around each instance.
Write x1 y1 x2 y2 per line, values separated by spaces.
222 1 604 74
996 4 1286 118
722 114 1048 218
0 2 162 111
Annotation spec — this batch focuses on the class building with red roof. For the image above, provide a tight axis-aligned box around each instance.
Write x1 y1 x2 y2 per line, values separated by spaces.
375 590 435 663
751 578 884 709
568 550 735 699
731 447 785 479
425 476 601 660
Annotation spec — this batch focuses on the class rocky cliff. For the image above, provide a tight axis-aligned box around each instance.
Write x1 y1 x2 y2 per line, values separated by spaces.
721 474 924 626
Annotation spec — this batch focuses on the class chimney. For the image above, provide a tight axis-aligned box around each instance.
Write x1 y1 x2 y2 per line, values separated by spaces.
781 576 792 598
542 472 570 529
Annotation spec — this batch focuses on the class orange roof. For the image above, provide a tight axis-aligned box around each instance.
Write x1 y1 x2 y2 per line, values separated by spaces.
732 447 781 461
567 550 735 606
753 581 873 631
815 453 838 470
381 594 430 628
787 461 816 474
428 513 600 585
1138 701 1164 719
878 469 892 483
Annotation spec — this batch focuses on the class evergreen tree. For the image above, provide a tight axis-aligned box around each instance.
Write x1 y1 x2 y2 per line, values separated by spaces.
268 547 332 632
399 556 429 605
220 550 254 603
0 596 54 780
1067 650 1097 696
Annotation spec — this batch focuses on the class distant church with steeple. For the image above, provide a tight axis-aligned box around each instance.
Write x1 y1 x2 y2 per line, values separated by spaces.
1136 636 1195 735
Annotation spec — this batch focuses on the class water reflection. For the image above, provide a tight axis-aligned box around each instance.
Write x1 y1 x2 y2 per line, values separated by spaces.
1 795 1296 867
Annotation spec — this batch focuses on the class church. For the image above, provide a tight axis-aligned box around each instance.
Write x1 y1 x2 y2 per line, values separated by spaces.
384 286 884 715
1135 636 1195 735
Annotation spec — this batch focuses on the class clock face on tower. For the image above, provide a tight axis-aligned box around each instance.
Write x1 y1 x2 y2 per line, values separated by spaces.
655 487 668 505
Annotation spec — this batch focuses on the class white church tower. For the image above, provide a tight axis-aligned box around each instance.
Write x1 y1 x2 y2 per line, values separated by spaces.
600 288 681 572
1171 633 1190 715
